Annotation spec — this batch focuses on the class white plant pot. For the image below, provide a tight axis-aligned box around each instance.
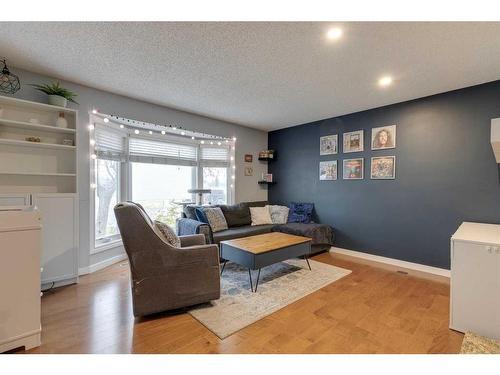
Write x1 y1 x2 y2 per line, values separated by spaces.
48 95 68 108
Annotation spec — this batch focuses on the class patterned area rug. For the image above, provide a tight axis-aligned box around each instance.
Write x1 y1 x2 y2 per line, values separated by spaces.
460 331 500 354
188 259 351 339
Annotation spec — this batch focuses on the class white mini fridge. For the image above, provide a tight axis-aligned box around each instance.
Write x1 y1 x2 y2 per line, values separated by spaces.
0 207 42 352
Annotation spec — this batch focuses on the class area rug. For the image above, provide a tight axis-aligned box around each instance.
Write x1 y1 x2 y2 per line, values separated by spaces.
460 331 500 354
188 259 351 339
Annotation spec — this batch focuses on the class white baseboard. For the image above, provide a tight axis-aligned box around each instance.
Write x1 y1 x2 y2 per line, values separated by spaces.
330 247 450 278
78 253 128 276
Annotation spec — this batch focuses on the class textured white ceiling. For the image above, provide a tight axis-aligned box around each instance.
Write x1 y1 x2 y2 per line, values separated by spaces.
1 22 500 131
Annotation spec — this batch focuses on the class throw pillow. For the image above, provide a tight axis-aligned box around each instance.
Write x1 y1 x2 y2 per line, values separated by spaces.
288 202 314 223
195 207 209 224
250 206 273 226
266 205 290 224
203 207 228 232
154 220 181 248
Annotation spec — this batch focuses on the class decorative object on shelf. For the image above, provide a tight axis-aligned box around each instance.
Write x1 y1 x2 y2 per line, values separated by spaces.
62 139 74 146
319 160 337 180
371 156 395 179
258 150 275 160
30 81 78 107
244 166 253 176
244 154 253 162
25 136 41 143
372 125 396 150
261 173 273 182
0 58 21 94
187 188 212 205
343 130 364 153
29 118 40 124
55 112 68 128
320 135 338 155
343 158 364 179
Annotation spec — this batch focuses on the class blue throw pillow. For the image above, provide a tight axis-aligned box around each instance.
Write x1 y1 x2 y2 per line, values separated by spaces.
288 202 314 223
195 207 209 224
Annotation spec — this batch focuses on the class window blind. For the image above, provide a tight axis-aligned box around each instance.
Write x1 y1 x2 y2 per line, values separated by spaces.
94 125 126 161
199 145 230 167
129 137 198 166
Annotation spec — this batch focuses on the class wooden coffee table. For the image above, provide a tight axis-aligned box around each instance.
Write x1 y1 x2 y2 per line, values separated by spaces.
219 232 312 292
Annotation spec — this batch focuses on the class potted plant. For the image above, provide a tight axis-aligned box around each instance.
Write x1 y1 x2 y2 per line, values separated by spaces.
30 81 78 107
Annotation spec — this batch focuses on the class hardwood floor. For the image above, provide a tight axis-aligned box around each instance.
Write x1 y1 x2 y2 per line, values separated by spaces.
21 251 463 354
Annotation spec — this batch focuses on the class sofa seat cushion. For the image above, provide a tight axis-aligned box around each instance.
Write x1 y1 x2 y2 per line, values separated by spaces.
271 222 334 246
213 224 274 243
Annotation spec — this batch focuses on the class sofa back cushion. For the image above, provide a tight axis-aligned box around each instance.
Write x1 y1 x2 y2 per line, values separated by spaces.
219 203 251 227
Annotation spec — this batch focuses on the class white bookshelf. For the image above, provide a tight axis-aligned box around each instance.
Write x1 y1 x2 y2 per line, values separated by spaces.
0 95 79 287
0 95 77 194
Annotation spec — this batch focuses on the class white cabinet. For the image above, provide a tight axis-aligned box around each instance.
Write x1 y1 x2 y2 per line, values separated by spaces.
0 208 41 352
450 222 500 339
33 194 78 285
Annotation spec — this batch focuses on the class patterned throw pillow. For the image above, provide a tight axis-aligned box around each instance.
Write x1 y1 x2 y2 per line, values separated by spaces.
250 206 273 226
288 202 314 223
203 207 228 232
266 205 290 224
154 220 181 247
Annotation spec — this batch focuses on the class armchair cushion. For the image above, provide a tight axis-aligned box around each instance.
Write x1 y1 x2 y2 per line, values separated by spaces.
179 234 206 247
154 220 181 247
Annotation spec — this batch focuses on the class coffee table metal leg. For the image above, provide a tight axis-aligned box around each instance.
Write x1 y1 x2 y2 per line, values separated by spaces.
220 260 228 275
254 269 261 292
305 256 311 271
248 268 253 292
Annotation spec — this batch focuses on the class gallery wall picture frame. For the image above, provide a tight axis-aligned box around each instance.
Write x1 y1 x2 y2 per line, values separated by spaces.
343 158 364 180
244 154 253 162
372 125 396 150
343 130 364 153
370 156 396 180
319 160 337 180
320 135 338 155
244 166 253 176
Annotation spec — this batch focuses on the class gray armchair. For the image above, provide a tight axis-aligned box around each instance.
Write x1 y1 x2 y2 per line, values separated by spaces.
114 202 220 317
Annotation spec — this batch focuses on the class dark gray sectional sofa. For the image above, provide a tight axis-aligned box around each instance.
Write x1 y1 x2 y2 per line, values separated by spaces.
177 201 334 255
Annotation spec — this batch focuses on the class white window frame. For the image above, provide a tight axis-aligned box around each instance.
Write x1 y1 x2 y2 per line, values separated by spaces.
89 114 236 255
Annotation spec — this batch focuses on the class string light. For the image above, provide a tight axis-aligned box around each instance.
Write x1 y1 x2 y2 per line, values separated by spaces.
89 139 95 146
200 140 205 144
148 130 153 135
103 118 109 123
172 126 177 130
181 131 185 136
92 109 97 114
88 124 94 130
90 154 97 160
161 130 166 135
134 129 140 134
119 124 124 129
191 136 195 140
90 183 97 189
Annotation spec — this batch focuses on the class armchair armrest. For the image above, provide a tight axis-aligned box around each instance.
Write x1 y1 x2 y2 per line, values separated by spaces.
180 234 206 247
172 244 220 267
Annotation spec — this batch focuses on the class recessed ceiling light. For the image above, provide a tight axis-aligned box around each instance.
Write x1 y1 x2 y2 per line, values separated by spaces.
326 27 343 41
378 76 393 87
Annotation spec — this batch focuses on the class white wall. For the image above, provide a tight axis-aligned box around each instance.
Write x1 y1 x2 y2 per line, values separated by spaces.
7 67 268 270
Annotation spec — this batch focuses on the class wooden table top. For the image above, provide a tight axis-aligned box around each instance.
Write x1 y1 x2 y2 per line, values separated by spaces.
220 232 311 254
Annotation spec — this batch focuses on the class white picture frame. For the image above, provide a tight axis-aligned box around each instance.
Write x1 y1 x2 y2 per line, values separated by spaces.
320 135 338 155
370 156 396 180
343 158 364 180
343 130 364 153
319 160 337 180
371 125 396 150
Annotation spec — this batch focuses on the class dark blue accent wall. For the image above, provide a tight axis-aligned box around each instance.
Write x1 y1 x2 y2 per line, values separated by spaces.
268 80 500 269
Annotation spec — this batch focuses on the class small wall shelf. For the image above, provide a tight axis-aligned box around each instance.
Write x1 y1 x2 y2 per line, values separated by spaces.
258 157 276 162
258 180 276 185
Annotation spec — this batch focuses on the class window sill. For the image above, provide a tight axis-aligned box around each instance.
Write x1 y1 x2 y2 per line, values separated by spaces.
91 239 123 255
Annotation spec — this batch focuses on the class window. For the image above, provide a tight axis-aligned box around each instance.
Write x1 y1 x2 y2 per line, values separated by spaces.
91 117 234 252
131 163 195 227
94 159 120 245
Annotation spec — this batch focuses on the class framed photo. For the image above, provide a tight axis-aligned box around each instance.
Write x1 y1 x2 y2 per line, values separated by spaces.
244 154 253 162
372 125 396 150
343 130 364 153
343 158 364 180
244 166 253 176
320 135 338 155
319 160 337 180
371 156 396 179
261 173 273 182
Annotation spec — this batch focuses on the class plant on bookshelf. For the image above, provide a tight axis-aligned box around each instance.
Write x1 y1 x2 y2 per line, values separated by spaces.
30 81 79 107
